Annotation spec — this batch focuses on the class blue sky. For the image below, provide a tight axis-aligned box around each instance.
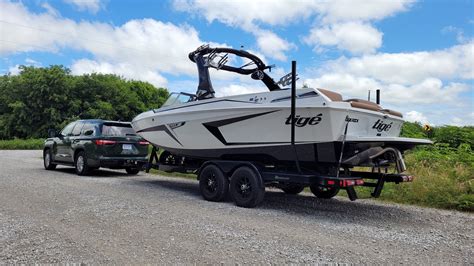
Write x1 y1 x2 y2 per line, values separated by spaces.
0 0 473 125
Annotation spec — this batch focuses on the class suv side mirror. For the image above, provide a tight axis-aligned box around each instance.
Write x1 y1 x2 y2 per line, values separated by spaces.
48 129 58 138
83 129 94 136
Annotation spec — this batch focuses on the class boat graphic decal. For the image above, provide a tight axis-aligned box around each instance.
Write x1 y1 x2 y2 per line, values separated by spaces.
136 125 183 146
203 110 279 145
154 99 261 113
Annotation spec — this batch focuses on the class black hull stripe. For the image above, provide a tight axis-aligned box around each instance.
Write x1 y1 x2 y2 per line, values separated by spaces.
203 110 279 145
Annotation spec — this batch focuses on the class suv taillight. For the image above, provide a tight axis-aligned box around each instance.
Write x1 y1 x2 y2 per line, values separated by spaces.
95 139 117 145
138 141 150 145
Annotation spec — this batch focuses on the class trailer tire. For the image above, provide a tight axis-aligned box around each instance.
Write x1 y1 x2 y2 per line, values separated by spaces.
199 164 229 202
310 184 339 199
280 184 305 195
230 166 265 208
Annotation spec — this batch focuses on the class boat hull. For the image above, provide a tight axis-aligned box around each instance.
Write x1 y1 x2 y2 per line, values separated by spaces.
131 89 430 163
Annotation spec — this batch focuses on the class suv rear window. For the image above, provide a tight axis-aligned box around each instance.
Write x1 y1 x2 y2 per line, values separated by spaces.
101 123 136 136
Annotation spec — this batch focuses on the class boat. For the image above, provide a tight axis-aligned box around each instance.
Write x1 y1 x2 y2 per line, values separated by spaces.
131 45 431 175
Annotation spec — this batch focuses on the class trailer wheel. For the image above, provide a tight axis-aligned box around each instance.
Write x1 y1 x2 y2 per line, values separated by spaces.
309 184 339 199
230 166 265 208
199 164 229 202
280 184 305 195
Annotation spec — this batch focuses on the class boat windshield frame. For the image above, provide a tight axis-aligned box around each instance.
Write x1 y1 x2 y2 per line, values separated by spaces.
162 92 197 107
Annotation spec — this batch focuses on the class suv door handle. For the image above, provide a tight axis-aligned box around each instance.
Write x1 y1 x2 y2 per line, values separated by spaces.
73 139 79 143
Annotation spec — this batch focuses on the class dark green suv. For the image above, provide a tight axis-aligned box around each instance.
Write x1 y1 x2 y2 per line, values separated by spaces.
43 119 149 175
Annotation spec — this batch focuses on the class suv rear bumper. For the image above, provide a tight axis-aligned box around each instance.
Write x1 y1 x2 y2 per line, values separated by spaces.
88 156 148 169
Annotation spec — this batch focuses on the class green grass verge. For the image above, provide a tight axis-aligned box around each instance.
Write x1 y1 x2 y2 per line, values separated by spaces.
349 145 473 212
0 138 44 150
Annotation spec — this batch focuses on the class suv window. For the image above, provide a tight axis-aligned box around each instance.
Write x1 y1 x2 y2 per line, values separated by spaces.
81 122 99 136
101 123 136 136
71 122 84 136
60 122 76 137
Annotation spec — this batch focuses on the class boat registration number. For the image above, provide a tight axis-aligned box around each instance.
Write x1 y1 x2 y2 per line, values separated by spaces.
122 144 133 150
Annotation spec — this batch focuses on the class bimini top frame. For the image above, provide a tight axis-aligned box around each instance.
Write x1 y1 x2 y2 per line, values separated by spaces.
188 45 282 100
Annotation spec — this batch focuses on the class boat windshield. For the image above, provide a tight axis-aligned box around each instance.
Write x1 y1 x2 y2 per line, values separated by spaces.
163 92 196 107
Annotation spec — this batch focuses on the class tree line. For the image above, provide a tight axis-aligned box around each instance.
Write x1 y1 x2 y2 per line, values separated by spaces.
0 65 169 139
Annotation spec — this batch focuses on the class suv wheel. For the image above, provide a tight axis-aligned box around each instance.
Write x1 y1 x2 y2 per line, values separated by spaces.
75 151 90 176
43 149 57 170
125 167 140 175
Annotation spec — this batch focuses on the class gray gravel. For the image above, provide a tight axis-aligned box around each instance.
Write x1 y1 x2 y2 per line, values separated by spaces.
0 150 472 264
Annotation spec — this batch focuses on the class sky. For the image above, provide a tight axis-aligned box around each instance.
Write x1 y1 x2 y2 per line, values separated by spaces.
0 0 473 126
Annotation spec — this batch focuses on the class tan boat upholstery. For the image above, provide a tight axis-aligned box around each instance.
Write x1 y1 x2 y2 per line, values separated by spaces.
317 88 403 117
318 88 343 101
344 98 381 112
381 109 403 118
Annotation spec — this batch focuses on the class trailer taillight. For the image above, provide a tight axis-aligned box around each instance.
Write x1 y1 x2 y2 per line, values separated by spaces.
138 141 150 145
95 139 116 145
339 179 364 187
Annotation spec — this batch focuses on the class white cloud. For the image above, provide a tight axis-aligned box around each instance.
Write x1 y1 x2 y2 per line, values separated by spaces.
175 0 415 56
41 2 60 17
71 59 167 87
174 0 414 27
304 22 382 54
305 74 469 105
174 0 314 28
320 41 474 85
0 1 226 87
64 0 103 14
8 65 21 75
315 0 415 23
174 0 310 61
405 111 429 124
254 30 295 61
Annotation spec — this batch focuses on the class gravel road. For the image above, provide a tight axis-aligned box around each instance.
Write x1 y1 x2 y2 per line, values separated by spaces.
0 150 472 264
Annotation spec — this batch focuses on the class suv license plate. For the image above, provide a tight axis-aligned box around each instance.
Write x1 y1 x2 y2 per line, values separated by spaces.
122 144 133 150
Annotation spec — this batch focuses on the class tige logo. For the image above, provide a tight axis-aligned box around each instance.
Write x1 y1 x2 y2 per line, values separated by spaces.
372 119 392 132
285 113 323 127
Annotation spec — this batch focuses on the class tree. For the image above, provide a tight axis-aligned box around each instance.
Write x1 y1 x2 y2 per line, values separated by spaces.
0 65 169 139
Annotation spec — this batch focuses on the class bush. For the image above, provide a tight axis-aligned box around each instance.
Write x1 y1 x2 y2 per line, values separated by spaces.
0 139 44 150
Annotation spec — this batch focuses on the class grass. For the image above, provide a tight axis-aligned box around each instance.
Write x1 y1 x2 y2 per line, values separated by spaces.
0 138 44 150
352 146 473 212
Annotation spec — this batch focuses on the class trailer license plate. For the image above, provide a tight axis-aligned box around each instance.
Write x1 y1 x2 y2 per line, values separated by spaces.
122 144 132 150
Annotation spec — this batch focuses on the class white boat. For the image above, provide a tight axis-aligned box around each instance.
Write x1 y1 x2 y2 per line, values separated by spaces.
132 45 431 174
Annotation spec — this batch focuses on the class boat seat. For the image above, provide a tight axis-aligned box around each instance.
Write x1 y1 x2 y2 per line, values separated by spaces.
318 89 403 117
381 109 403 118
318 89 343 101
345 98 381 112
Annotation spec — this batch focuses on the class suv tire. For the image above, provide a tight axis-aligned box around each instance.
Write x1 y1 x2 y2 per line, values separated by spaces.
126 167 140 175
75 151 90 176
43 149 57 170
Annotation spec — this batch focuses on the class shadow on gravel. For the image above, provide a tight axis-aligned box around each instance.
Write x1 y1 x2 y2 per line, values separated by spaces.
53 167 130 177
260 191 416 225
136 177 416 226
137 179 202 198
